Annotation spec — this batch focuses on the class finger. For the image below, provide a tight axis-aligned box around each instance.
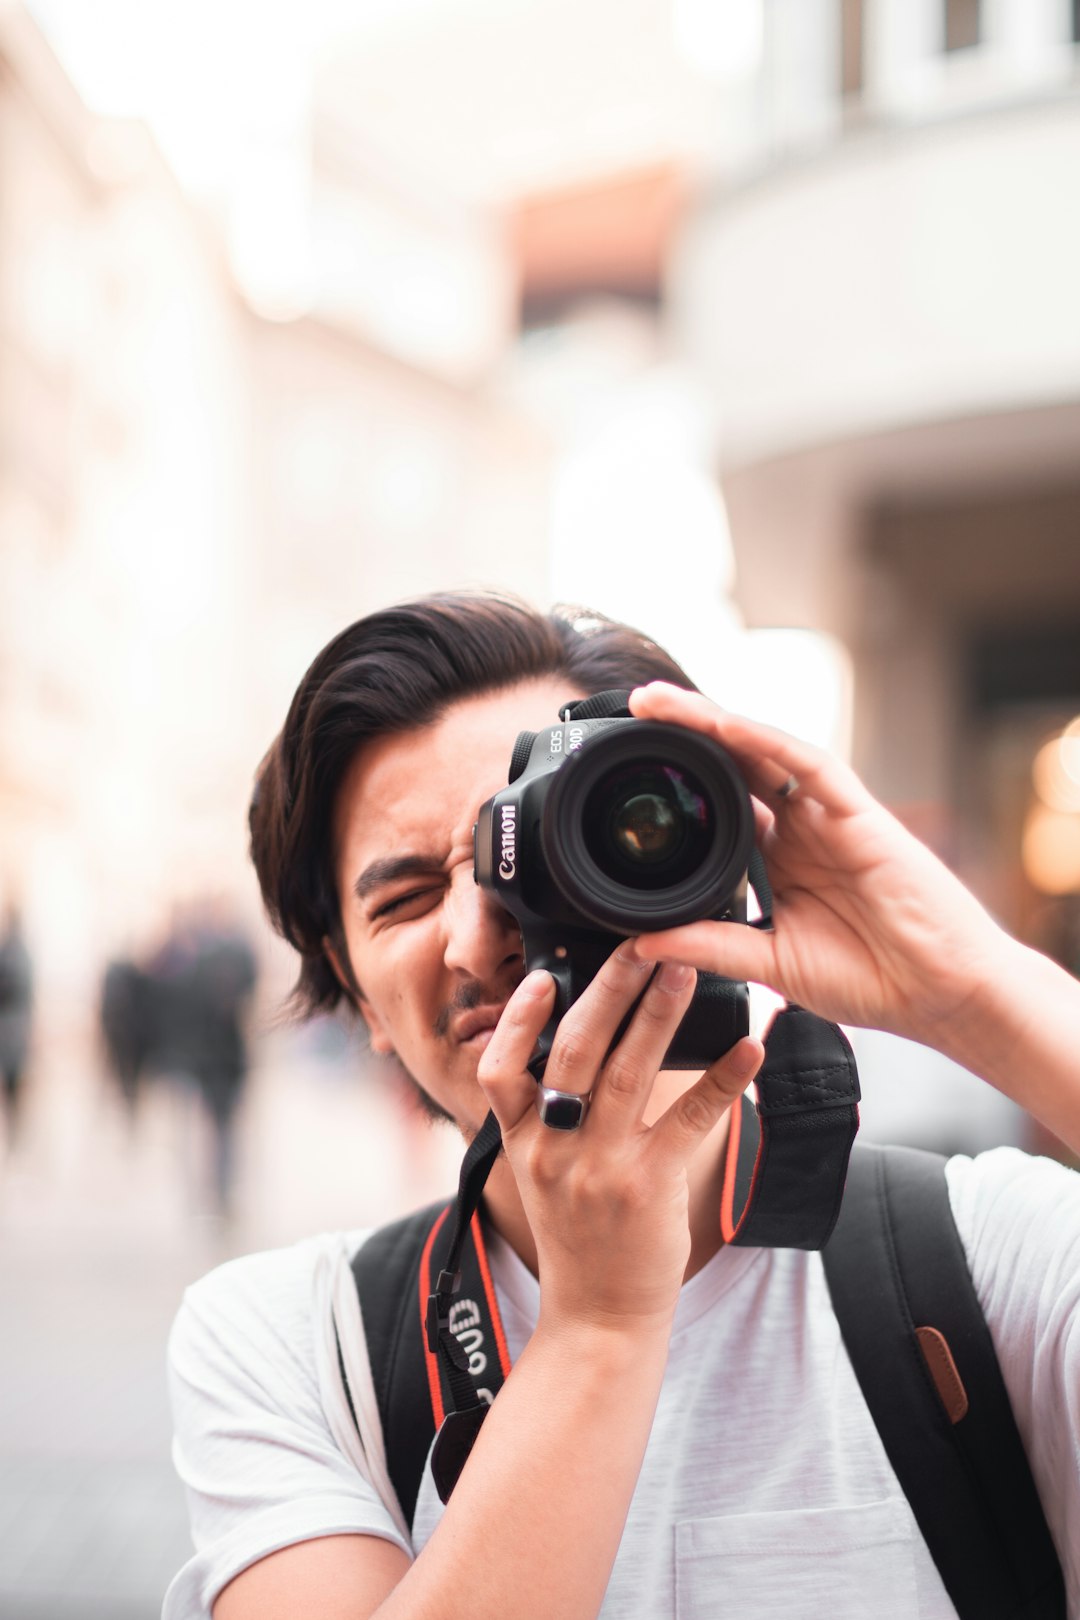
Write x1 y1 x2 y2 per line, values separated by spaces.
752 797 775 846
651 1036 765 1166
476 970 556 1132
538 942 659 1100
588 961 699 1125
628 920 781 993
629 682 869 816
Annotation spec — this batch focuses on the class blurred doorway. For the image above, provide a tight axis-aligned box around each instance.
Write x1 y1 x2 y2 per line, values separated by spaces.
863 480 1080 963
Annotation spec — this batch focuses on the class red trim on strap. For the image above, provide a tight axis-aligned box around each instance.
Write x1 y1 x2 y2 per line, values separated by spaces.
419 1204 451 1428
720 1099 742 1244
733 1128 767 1242
471 1211 511 1380
720 1098 767 1244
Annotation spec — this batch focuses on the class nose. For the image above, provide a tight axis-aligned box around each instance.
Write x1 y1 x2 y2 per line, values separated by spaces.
442 867 522 985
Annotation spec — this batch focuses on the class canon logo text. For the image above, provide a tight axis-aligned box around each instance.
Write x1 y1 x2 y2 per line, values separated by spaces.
498 804 517 880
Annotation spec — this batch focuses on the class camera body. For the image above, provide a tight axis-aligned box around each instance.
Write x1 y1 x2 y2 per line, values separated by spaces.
474 709 755 1075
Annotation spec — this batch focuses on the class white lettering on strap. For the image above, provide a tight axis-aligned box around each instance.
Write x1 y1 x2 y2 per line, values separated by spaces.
449 1297 489 1378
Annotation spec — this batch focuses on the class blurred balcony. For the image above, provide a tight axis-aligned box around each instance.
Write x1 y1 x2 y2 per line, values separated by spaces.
676 88 1080 473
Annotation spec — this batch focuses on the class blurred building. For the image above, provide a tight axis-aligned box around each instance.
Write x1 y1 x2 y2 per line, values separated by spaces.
0 7 256 1020
672 0 1080 964
0 6 554 1022
5 0 1080 1047
243 110 551 721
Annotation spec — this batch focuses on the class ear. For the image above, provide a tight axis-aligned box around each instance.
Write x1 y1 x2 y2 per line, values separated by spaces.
356 998 394 1057
322 936 395 1057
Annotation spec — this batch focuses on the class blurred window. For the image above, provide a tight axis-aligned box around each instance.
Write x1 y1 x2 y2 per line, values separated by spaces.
944 0 981 51
969 624 1080 712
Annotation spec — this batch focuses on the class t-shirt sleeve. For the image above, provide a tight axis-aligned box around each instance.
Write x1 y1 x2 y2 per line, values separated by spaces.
162 1238 410 1620
946 1147 1080 1612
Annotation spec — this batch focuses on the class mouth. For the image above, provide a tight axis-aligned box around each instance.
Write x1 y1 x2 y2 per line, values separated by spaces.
453 1005 507 1049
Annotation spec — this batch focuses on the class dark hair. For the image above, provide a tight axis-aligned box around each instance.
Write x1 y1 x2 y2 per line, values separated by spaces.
249 590 697 1016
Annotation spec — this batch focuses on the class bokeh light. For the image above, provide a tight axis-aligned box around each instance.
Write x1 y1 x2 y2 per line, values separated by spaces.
1022 802 1080 895
1033 733 1080 814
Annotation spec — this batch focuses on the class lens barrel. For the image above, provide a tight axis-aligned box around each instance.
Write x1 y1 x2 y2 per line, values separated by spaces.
541 721 754 932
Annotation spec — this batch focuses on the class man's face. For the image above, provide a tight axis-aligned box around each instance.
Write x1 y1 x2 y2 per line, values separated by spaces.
333 679 581 1136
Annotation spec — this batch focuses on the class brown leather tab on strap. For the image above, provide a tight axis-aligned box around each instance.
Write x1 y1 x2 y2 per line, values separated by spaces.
916 1325 969 1424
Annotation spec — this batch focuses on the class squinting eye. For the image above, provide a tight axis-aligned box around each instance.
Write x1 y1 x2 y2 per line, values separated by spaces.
373 889 437 921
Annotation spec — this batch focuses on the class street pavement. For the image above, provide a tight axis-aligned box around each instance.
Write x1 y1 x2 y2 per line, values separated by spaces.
0 1022 460 1620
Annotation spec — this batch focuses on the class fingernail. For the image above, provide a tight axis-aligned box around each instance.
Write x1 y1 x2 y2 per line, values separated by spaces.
728 1038 762 1080
616 943 655 972
657 961 693 992
519 970 554 999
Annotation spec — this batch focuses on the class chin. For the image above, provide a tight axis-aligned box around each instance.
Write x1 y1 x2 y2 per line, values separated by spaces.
394 1065 458 1128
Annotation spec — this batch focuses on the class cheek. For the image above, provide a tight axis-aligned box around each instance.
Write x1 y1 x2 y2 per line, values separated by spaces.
379 983 411 1022
352 919 444 1021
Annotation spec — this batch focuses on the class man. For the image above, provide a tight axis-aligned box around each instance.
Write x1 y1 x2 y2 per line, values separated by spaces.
165 592 1080 1620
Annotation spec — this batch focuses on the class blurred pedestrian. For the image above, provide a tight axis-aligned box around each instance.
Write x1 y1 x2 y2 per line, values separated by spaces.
0 902 33 1147
186 921 257 1217
100 956 156 1119
151 907 257 1216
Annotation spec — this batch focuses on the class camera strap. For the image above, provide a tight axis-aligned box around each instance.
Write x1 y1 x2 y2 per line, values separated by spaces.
720 1005 860 1248
423 1110 506 1502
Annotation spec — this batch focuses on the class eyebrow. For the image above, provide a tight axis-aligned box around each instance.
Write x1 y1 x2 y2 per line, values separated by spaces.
353 853 447 904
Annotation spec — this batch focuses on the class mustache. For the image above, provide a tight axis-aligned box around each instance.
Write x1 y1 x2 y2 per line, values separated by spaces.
434 975 520 1039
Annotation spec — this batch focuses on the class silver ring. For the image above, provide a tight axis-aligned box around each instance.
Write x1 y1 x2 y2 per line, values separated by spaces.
536 1084 592 1131
776 773 800 800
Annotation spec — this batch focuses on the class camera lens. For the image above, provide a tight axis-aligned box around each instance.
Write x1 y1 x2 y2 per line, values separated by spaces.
584 764 711 888
542 720 755 933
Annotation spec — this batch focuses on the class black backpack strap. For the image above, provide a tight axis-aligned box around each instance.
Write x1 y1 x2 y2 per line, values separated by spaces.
348 1197 511 1532
823 1143 1065 1620
348 1200 445 1532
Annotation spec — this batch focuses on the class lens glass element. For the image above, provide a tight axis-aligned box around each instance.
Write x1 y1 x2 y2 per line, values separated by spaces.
611 792 681 864
583 764 713 890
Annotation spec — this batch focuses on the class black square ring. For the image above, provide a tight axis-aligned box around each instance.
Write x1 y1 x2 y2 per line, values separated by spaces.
536 1085 592 1131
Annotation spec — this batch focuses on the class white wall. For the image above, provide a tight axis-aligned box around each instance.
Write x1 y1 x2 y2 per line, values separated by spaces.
676 95 1080 470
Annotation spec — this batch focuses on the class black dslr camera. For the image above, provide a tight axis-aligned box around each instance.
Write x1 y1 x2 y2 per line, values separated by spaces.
474 697 756 1078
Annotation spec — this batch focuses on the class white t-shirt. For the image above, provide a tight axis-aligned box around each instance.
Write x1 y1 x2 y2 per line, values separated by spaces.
164 1148 1080 1619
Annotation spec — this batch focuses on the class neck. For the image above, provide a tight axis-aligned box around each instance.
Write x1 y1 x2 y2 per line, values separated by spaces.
482 1081 734 1286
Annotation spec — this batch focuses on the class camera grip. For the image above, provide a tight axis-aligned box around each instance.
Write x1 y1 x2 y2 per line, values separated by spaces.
524 932 748 1079
665 970 749 1069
